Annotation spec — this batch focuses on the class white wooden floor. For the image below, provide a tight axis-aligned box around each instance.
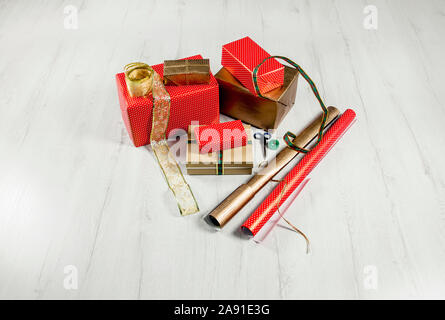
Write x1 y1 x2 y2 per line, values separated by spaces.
1 0 445 300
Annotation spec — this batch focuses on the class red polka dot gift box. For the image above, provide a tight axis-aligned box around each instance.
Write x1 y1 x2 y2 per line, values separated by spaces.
221 36 284 96
194 120 248 153
115 55 219 147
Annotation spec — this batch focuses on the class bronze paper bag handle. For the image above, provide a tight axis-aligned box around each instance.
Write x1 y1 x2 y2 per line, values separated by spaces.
252 56 329 153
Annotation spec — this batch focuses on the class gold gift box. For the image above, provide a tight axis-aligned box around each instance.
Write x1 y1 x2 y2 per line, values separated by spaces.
215 66 299 130
186 124 253 175
163 59 210 85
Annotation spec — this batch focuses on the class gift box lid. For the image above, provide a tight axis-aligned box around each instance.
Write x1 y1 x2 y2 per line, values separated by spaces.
187 124 253 168
222 36 284 95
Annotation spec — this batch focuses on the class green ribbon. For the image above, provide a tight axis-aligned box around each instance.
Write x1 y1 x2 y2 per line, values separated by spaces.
217 151 223 175
252 56 329 154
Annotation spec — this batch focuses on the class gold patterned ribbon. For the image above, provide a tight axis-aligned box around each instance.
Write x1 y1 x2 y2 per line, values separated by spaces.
125 63 199 216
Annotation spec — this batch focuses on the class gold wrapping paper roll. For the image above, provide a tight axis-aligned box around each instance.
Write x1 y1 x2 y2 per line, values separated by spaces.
207 106 340 228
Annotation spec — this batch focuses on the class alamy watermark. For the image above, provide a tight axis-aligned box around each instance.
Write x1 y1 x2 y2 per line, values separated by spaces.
64 5 78 30
363 5 378 30
63 265 78 290
363 265 378 290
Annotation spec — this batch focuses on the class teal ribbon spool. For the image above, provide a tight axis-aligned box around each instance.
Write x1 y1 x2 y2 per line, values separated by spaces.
268 139 280 150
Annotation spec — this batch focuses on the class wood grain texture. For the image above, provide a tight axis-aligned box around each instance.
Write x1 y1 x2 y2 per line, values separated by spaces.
0 0 444 299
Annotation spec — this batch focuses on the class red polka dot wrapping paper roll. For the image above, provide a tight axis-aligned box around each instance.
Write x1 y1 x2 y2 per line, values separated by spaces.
115 55 220 147
241 109 357 236
194 120 248 153
221 36 284 96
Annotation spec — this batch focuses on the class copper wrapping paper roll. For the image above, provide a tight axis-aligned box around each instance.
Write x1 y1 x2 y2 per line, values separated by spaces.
241 109 356 236
208 106 340 227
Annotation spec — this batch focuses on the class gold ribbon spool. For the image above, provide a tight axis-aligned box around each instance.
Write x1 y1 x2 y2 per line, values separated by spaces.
124 62 154 97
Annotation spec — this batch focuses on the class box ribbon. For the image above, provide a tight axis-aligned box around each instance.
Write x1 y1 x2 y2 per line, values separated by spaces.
217 151 224 175
125 62 199 216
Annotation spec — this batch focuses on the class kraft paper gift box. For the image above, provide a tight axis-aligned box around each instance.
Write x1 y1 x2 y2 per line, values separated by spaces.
163 59 210 86
186 124 253 175
221 36 284 96
215 66 299 130
115 55 219 147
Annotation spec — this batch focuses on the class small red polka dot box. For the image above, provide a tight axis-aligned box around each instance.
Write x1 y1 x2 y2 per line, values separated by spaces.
194 120 248 153
115 55 219 147
221 36 284 96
